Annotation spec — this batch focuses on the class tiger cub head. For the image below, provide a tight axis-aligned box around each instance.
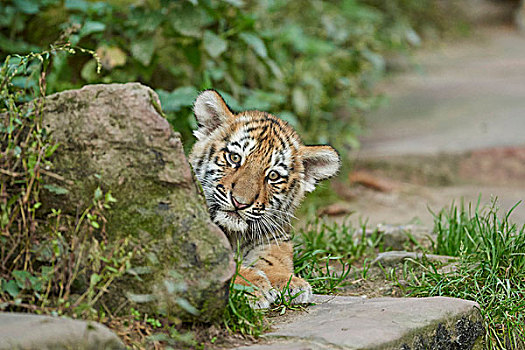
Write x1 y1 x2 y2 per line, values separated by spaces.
189 90 340 245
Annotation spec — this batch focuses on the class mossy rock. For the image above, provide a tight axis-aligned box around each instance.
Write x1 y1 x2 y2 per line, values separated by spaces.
39 83 234 321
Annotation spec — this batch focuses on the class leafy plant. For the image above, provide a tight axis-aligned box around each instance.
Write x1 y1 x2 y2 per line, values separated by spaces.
0 0 464 155
408 199 525 348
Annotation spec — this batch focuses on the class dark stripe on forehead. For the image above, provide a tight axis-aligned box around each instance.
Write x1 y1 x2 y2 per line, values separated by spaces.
259 124 288 149
236 124 287 152
244 117 290 137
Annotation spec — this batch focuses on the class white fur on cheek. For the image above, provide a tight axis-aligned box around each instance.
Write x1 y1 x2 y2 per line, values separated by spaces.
215 211 249 232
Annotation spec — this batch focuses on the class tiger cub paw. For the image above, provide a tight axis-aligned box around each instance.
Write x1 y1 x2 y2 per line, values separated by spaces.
235 267 278 309
275 275 313 305
252 287 279 309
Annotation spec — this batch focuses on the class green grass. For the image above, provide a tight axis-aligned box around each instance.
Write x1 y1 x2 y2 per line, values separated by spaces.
431 197 484 256
408 199 525 348
222 254 268 338
293 219 382 294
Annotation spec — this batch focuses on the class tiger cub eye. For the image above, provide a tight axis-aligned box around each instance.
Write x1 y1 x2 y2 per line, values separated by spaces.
228 152 241 165
268 170 280 181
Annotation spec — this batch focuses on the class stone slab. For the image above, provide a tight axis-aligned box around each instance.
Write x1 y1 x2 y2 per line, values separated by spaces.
0 312 124 350
360 26 525 158
372 251 456 267
238 295 483 350
236 341 331 350
375 224 434 251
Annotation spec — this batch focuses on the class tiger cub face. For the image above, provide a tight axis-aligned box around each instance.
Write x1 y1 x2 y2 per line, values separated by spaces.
189 90 340 246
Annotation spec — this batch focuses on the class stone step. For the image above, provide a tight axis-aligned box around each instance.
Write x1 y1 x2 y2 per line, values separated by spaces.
237 295 483 350
0 312 124 350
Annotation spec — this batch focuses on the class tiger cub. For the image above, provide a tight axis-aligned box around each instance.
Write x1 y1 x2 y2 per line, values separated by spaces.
189 90 340 308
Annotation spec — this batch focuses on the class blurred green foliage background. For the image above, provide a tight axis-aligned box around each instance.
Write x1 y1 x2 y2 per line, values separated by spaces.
0 0 462 153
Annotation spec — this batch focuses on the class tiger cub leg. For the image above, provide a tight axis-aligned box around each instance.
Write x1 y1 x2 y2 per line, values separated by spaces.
235 242 312 308
234 265 278 309
255 241 312 304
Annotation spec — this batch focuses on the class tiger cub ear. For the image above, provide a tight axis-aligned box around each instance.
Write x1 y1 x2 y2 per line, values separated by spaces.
193 90 235 140
301 145 341 192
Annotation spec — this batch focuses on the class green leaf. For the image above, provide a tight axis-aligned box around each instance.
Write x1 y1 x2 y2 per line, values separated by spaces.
243 90 285 110
12 270 41 291
11 76 37 90
278 111 299 128
221 0 244 7
3 280 20 298
171 5 213 38
232 283 255 292
131 38 155 66
43 184 69 195
266 59 283 79
44 143 60 158
79 21 106 38
156 86 198 112
132 12 164 34
80 59 99 83
13 0 40 14
203 31 228 58
90 273 101 287
239 33 268 58
105 192 117 203
94 187 103 201
64 0 88 12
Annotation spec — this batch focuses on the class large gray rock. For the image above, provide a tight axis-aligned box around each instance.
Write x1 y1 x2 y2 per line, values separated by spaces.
0 312 124 350
39 83 234 321
238 295 483 350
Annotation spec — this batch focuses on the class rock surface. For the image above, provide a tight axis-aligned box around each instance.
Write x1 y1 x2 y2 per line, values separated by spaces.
39 83 234 321
375 224 434 251
0 312 124 350
372 251 456 267
237 295 483 350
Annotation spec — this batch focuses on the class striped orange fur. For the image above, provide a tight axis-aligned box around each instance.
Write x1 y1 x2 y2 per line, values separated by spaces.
189 90 340 308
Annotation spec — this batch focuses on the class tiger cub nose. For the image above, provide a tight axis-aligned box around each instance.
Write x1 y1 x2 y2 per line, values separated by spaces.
231 195 250 210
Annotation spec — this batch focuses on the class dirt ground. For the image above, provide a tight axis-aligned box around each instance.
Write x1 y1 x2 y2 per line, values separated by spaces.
336 146 525 228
